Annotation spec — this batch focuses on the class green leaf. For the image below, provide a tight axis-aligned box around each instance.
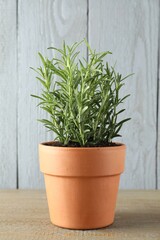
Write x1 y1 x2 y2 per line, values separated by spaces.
120 73 134 82
116 109 125 116
81 106 88 114
116 118 131 128
36 77 46 88
38 52 46 66
48 47 64 55
30 94 44 101
119 94 131 103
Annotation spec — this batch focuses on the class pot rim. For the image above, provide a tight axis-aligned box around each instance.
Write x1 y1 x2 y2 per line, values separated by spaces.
39 141 126 151
39 141 126 176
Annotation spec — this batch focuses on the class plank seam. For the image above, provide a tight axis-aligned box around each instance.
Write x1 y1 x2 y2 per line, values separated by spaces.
87 0 89 61
16 0 19 189
156 0 160 190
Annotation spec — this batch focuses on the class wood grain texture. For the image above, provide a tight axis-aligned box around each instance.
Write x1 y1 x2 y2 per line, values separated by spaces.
0 0 17 188
18 0 87 188
0 190 160 239
89 0 159 189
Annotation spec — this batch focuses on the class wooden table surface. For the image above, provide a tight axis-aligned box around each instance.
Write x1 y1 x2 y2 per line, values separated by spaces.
0 190 160 240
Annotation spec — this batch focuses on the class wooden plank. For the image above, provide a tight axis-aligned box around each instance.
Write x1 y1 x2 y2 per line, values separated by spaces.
18 0 87 188
0 0 17 188
0 190 159 239
157 2 160 189
89 0 159 189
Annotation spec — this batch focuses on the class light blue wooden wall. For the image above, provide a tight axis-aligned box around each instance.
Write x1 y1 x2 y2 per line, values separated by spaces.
0 0 159 189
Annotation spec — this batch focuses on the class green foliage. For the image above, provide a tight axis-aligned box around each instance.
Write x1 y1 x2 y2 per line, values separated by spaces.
31 39 132 147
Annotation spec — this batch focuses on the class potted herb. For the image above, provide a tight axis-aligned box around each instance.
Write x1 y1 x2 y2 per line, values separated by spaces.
31 39 131 229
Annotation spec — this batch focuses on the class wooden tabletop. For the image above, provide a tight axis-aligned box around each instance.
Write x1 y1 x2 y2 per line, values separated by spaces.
0 190 160 240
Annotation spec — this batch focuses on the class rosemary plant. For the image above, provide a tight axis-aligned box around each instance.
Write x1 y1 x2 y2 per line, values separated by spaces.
31 40 131 147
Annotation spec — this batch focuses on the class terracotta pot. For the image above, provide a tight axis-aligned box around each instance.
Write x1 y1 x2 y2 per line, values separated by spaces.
39 142 126 230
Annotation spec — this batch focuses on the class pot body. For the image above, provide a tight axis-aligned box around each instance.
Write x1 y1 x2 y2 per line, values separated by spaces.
39 142 126 230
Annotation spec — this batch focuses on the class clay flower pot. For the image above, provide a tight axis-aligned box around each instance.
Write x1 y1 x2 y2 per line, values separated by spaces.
39 141 126 230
